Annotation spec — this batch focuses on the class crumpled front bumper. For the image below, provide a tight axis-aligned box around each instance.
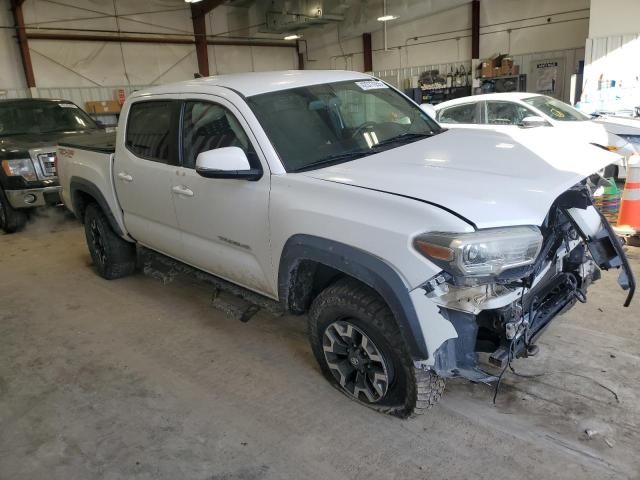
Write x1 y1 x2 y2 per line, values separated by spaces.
414 192 635 383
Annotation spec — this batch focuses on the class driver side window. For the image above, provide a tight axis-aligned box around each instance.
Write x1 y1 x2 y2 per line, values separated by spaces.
181 101 258 169
485 101 534 125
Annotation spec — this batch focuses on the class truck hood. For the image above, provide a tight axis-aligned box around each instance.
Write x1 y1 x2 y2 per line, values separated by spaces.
0 129 105 159
302 128 618 229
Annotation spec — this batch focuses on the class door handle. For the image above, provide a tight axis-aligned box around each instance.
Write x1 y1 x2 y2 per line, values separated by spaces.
171 185 194 197
117 172 133 182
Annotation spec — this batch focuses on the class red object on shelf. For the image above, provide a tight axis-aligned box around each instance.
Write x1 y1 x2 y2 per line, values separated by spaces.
117 89 126 105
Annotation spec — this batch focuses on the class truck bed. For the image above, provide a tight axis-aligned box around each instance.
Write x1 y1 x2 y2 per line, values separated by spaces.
58 131 116 154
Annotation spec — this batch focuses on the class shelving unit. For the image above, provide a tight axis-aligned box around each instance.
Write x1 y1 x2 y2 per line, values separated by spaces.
477 74 527 94
405 85 472 105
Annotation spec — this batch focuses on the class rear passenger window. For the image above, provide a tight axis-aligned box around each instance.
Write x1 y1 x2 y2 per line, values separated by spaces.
438 103 478 124
126 101 177 163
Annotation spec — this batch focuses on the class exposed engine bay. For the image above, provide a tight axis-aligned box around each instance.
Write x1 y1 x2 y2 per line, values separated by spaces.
425 183 635 382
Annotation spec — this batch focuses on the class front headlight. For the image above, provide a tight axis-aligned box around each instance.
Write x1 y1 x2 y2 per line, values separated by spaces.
414 226 543 281
1 158 37 182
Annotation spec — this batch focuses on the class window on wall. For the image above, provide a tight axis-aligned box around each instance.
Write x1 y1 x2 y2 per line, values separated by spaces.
181 101 258 169
125 101 178 163
438 103 479 124
485 101 535 125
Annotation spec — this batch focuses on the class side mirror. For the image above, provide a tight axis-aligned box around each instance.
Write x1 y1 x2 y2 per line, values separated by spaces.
520 116 548 128
195 147 262 181
420 103 437 119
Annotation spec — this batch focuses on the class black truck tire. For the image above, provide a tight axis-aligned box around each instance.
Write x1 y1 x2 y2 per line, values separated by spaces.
308 277 445 418
84 203 136 279
0 188 27 234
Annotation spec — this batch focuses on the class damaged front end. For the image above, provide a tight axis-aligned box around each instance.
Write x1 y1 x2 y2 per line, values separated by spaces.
417 183 635 383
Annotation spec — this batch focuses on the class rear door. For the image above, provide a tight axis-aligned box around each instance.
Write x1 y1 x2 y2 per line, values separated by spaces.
114 98 183 257
171 95 274 296
436 101 482 128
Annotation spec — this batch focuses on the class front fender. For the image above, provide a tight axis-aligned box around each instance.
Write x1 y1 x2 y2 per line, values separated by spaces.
278 234 433 359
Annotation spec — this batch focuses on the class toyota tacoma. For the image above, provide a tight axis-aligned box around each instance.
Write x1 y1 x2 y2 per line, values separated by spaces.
57 71 634 417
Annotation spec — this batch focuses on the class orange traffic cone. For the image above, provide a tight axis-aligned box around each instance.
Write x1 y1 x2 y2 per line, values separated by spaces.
617 154 640 232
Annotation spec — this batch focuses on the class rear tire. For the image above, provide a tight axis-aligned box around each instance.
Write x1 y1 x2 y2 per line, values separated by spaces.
0 188 27 234
84 203 136 279
308 277 445 418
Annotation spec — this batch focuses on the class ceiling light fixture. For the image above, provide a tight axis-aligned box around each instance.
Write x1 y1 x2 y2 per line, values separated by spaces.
377 15 398 21
284 34 302 40
184 0 203 3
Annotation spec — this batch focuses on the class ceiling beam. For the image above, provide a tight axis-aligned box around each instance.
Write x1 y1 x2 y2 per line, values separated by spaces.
362 33 372 72
471 0 480 59
10 0 35 88
190 0 226 17
191 3 211 77
25 32 295 49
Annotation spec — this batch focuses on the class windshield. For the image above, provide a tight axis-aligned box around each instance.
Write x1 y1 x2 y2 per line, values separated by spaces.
0 101 98 136
523 95 590 122
247 80 443 172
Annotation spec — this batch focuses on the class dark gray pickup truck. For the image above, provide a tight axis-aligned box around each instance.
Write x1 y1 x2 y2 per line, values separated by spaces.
0 98 106 233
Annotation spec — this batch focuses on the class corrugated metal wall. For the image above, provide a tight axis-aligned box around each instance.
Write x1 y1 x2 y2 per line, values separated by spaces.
374 47 585 102
1 85 148 103
511 48 584 102
582 34 640 114
0 89 31 100
0 85 151 125
373 61 473 90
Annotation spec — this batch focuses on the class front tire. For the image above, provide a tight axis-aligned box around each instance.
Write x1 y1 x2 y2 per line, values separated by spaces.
0 188 27 234
308 278 445 418
84 203 136 279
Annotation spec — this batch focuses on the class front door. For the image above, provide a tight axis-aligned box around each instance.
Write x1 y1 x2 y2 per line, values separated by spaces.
483 101 537 132
171 97 274 297
114 99 183 258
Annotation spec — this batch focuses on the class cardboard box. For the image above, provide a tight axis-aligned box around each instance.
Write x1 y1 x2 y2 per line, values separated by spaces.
85 100 121 114
481 65 493 78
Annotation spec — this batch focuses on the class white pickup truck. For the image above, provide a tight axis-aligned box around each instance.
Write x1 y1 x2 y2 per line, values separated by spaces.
57 71 634 417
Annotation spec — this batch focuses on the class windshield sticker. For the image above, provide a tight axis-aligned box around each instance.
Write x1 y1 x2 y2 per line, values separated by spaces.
59 103 78 108
355 80 388 90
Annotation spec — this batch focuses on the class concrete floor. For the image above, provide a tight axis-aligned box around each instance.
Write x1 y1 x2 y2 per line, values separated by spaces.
1 210 639 480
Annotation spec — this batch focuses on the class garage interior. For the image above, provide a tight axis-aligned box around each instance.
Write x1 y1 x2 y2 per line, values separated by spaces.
1 1 640 479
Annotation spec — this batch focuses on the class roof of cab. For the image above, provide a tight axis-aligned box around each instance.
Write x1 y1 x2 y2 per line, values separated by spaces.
130 70 374 99
434 92 544 110
0 98 74 105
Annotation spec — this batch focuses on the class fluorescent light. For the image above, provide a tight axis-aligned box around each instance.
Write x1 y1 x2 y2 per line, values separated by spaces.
284 34 302 40
377 15 398 21
184 0 203 3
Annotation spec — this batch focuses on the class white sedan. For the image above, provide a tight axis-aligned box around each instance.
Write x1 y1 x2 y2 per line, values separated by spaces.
432 92 636 179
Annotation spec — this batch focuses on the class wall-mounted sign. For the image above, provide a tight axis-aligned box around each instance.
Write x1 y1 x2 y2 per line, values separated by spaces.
532 59 564 99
